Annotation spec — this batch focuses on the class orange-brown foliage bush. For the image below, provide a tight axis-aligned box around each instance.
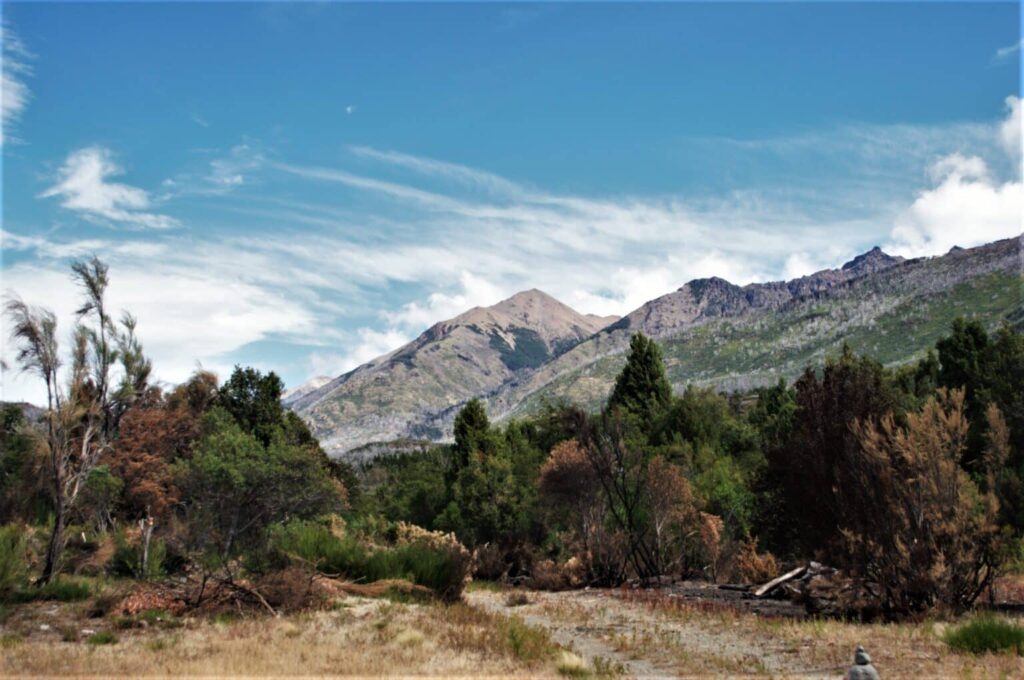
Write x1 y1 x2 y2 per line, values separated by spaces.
845 388 1004 615
733 538 779 585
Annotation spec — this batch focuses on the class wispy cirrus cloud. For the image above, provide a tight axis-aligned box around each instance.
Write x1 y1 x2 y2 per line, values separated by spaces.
1 20 33 146
349 145 528 198
39 147 179 229
993 38 1023 64
8 99 1021 401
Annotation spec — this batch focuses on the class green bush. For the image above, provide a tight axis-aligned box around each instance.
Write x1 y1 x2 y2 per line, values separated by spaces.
8 578 92 603
944 615 1024 655
267 519 469 600
0 525 28 599
364 541 465 599
267 519 365 573
504 616 553 662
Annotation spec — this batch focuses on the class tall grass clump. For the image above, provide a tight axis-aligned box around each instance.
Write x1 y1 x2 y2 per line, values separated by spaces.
0 525 28 600
944 615 1024 655
110 529 167 579
8 578 92 603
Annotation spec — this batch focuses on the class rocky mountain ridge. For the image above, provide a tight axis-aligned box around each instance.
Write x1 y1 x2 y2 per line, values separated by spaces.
291 289 618 453
293 236 1022 458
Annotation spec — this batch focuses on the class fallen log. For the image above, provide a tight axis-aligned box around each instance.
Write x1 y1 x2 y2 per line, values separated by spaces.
754 565 807 598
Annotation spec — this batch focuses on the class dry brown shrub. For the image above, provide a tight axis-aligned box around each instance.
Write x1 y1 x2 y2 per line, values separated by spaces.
846 388 1004 616
255 567 324 612
321 578 432 599
733 538 779 585
698 513 725 582
505 591 530 607
473 542 509 581
645 456 701 577
530 556 587 591
114 584 188 616
68 531 116 576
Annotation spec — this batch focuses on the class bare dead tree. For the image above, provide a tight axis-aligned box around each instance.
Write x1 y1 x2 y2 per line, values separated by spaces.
4 256 150 583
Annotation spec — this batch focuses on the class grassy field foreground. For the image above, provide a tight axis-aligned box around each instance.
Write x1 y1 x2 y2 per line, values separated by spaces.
4 580 1024 678
0 590 579 677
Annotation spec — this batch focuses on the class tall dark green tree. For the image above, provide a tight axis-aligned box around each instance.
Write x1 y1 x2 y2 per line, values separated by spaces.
937 319 991 406
607 332 672 422
216 366 286 447
451 398 491 474
935 321 1024 530
759 345 901 556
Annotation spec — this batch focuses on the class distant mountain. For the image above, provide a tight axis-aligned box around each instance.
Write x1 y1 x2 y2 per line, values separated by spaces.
282 375 333 407
295 236 1022 458
0 401 46 425
485 236 1021 419
291 289 619 454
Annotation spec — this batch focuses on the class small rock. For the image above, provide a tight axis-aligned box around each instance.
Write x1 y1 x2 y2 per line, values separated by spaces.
39 624 51 631
847 645 880 680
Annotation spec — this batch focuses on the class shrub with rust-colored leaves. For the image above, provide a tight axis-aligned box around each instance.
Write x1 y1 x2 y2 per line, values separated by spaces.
845 388 1004 615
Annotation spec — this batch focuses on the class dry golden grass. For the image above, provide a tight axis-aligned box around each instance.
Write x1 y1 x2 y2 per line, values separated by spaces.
8 583 1024 678
0 596 566 677
471 587 1024 677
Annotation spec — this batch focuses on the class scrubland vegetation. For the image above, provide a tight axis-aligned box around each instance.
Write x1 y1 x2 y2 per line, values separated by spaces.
2 257 1024 675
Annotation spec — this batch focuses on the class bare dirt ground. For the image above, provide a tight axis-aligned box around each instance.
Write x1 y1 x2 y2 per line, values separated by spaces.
467 585 1024 678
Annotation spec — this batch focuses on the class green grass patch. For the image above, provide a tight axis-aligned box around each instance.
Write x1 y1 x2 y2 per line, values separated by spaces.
0 633 23 648
86 631 118 646
944 615 1024 655
466 580 505 593
212 612 239 625
138 608 180 628
504 616 554 662
6 578 92 603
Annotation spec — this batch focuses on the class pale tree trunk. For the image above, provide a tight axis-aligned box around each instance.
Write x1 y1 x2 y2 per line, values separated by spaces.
139 514 155 577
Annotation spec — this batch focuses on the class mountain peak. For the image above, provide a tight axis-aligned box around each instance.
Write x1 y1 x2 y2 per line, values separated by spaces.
841 246 903 274
492 288 560 308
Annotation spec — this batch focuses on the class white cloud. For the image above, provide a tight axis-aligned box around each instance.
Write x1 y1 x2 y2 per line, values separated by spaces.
1 252 316 403
1000 95 1021 164
11 98 1022 397
208 143 264 188
39 147 179 229
307 327 410 377
782 253 819 280
1 21 32 146
384 272 507 330
886 101 1023 258
350 145 527 198
886 154 1021 257
994 39 1023 63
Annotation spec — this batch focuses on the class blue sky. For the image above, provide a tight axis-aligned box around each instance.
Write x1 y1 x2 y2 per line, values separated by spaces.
1 2 1021 403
